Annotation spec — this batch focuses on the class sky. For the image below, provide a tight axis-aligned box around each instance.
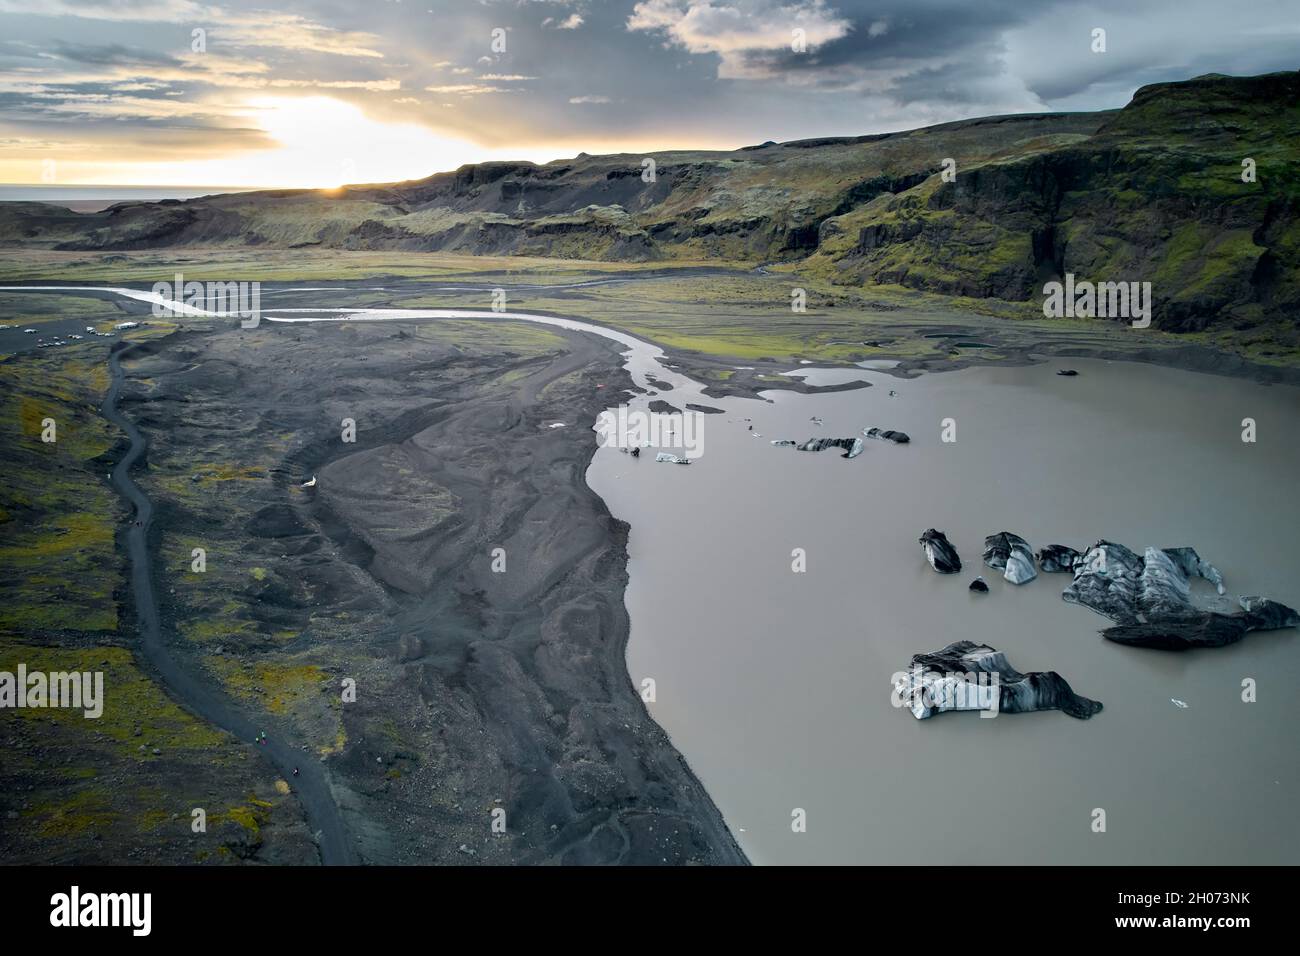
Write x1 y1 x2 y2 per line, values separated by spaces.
1 0 1297 188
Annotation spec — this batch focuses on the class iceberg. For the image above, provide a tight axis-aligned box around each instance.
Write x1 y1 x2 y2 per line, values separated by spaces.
982 532 1037 585
893 641 1102 720
863 427 910 444
919 529 961 574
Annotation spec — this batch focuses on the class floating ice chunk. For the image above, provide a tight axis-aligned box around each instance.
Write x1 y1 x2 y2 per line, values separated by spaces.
894 641 1102 720
794 437 861 458
983 532 1037 585
864 426 910 444
919 529 961 574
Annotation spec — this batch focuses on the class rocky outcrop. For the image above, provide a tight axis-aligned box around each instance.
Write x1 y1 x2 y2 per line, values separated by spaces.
983 531 1037 584
969 577 989 593
810 72 1300 337
894 641 1103 719
919 529 961 574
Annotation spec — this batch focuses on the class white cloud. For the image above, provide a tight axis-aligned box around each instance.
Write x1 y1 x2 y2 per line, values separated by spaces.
269 79 401 91
424 84 515 95
569 95 610 103
627 0 851 77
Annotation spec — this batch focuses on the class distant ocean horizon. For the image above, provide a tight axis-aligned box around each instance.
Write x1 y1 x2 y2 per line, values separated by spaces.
0 184 277 212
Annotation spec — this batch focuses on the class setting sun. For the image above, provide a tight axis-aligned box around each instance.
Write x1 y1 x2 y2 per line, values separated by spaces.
223 96 527 188
18 96 557 190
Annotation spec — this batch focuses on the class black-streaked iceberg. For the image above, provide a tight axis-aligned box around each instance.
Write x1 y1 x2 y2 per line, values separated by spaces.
893 641 1102 720
1062 541 1298 650
772 437 863 458
863 427 910 444
983 532 1037 585
919 529 961 574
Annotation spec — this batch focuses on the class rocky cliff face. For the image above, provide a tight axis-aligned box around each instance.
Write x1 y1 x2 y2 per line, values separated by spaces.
3 71 1296 336
811 72 1300 333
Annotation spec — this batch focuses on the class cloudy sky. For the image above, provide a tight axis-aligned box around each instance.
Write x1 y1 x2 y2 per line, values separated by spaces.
1 0 1297 187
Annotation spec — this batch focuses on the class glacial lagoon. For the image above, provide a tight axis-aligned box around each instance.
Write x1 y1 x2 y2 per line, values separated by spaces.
588 355 1300 865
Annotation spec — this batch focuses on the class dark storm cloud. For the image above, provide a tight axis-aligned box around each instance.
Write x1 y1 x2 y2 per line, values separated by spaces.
885 49 1021 107
736 0 1028 83
622 0 1300 117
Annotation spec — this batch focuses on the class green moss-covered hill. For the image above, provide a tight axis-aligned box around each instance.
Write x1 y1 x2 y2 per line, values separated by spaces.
3 70 1296 336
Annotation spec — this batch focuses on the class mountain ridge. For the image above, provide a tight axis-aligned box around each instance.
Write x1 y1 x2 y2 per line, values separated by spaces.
3 70 1297 337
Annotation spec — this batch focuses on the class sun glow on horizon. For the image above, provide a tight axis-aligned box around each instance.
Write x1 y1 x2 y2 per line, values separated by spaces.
226 96 513 188
0 95 567 190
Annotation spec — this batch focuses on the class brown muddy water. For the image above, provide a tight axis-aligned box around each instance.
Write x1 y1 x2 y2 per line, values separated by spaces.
588 356 1300 865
